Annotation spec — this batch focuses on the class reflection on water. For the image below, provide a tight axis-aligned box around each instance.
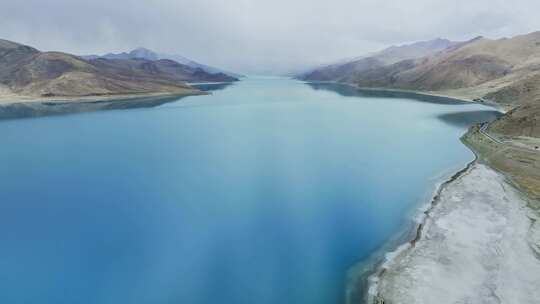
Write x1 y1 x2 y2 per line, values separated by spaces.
0 96 184 120
305 82 470 105
305 82 502 128
191 82 234 92
0 82 234 120
437 110 502 127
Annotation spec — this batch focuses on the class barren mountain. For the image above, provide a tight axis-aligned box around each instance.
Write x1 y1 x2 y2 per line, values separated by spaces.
82 47 242 79
375 32 540 105
0 39 237 100
488 103 540 137
300 32 540 108
298 38 457 82
299 31 540 140
299 57 385 82
372 38 458 65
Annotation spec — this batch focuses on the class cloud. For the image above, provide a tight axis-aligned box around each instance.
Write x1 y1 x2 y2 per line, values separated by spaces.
1 0 540 74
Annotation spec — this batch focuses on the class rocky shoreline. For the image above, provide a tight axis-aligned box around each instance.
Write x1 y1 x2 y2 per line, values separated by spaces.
345 157 477 304
338 83 540 303
357 155 476 304
364 134 540 304
309 79 540 304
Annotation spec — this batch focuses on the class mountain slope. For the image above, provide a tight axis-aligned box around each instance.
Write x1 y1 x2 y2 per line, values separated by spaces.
83 47 242 79
373 34 539 93
298 38 458 82
0 39 237 99
299 31 540 143
88 57 238 84
301 32 540 108
299 57 385 82
370 38 458 65
488 103 540 137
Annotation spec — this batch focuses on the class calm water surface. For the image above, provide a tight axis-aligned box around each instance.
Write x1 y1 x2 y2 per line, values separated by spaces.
0 78 497 304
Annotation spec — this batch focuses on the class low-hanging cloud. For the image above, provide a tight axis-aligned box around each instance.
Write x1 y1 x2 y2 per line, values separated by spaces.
1 0 540 74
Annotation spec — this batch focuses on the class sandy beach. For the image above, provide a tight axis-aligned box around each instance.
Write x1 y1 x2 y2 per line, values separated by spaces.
368 162 540 304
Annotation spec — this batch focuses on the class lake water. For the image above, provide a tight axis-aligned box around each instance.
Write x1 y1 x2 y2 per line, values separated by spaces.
0 77 498 304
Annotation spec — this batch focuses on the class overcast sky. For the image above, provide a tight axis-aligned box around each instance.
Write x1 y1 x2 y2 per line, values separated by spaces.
1 0 540 74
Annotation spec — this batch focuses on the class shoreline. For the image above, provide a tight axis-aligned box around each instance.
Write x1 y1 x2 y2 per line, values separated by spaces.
362 155 477 304
346 152 478 304
3 77 535 302
0 91 208 120
0 79 241 117
345 156 476 304
305 80 473 102
368 161 540 303
300 80 509 112
0 89 208 106
188 81 237 85
322 78 536 303
308 77 510 303
0 81 242 119
364 131 540 303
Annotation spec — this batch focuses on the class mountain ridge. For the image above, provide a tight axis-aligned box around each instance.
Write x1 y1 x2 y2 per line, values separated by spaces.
298 32 540 107
298 38 459 82
0 39 238 101
298 31 540 137
82 48 243 79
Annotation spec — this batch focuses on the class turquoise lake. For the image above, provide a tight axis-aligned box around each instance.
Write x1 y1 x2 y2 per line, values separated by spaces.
0 78 499 304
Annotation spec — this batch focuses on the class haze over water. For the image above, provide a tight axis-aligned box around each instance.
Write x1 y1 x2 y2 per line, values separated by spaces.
0 78 497 304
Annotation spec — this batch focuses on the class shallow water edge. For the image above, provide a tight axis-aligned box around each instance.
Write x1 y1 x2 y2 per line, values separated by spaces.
347 153 478 304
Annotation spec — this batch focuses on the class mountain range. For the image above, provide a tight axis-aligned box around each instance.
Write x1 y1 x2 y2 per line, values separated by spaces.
298 31 540 137
3 32 540 137
82 48 243 78
299 38 458 83
0 39 238 100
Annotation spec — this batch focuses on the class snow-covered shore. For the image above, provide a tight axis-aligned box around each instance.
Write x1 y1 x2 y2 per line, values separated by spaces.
368 163 540 304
